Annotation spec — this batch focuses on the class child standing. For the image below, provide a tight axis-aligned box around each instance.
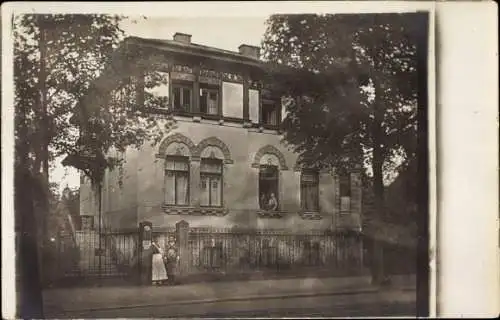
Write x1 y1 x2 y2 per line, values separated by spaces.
165 236 180 285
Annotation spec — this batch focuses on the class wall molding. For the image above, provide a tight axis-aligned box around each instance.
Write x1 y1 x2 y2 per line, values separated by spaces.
157 133 197 158
252 144 289 170
194 136 234 164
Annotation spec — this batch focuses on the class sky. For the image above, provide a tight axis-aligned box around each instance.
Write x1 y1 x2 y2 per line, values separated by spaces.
50 16 269 192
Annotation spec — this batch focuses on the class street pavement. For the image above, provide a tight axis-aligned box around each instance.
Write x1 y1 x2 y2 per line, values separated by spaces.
51 289 416 318
43 274 416 318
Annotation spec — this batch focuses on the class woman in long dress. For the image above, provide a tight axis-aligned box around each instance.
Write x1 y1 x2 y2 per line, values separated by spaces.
151 239 168 285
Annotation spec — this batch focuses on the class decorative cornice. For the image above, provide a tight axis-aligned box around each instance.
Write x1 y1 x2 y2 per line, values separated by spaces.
298 211 323 220
172 64 194 74
256 210 285 219
162 204 228 216
252 144 288 170
194 136 234 164
222 72 244 83
157 133 196 158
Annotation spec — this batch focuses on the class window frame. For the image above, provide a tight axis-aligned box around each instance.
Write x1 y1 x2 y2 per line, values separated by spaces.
258 164 280 211
339 173 351 198
164 156 190 206
199 84 221 117
261 98 280 128
339 172 351 214
172 81 194 113
300 169 320 212
200 158 224 208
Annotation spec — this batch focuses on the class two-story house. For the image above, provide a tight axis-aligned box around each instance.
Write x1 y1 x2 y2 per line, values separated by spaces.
79 32 362 233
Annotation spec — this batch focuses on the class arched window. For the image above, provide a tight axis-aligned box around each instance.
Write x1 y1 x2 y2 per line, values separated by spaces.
259 163 279 211
200 158 223 207
339 173 351 213
301 170 319 212
164 156 190 206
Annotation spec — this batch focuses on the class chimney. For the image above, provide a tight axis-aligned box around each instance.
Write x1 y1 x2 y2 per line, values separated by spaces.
238 44 260 59
173 32 192 44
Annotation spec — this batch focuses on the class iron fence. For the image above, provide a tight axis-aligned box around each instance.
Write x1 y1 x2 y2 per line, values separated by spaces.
45 225 365 287
181 228 363 275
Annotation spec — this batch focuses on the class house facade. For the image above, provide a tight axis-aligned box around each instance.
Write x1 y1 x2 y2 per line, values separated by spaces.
79 33 362 233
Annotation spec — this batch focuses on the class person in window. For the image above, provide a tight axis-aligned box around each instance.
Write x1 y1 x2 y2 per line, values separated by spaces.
165 236 180 285
267 193 278 211
260 193 269 210
151 238 168 286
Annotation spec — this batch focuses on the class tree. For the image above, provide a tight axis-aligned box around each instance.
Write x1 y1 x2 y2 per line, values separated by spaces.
13 14 171 317
262 13 426 284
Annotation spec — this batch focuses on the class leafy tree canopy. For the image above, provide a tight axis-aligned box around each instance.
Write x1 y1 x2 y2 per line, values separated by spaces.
14 14 173 186
262 13 419 182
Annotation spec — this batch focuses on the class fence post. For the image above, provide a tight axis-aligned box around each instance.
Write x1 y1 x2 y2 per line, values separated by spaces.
176 220 189 277
138 221 153 285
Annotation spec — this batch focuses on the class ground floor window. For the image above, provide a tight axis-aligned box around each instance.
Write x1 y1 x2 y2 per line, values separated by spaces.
301 170 319 212
339 172 351 213
200 159 223 207
259 165 279 211
165 156 190 205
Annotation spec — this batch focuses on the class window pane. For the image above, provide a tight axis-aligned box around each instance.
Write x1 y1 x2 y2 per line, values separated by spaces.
303 184 319 211
176 172 189 205
208 92 218 115
302 172 318 183
340 196 350 212
340 174 351 197
201 160 222 173
165 159 175 170
200 176 210 206
164 171 175 205
174 159 189 171
210 176 221 206
259 165 278 179
200 90 208 113
259 166 279 210
182 88 191 110
173 87 181 109
269 109 277 125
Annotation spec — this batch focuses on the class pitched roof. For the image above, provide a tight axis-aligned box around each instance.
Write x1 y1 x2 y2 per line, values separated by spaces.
125 36 263 66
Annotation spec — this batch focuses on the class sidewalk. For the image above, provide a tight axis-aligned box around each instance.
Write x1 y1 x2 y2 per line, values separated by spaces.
43 274 416 316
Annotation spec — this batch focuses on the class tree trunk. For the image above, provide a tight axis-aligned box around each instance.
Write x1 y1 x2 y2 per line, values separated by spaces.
16 170 45 318
37 15 51 289
16 97 44 317
369 77 388 285
371 141 386 285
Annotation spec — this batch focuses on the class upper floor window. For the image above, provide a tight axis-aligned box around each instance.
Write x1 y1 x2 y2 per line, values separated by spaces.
172 82 193 112
259 165 279 211
301 170 319 212
261 99 279 126
339 173 351 213
165 156 190 206
200 159 223 207
200 85 219 116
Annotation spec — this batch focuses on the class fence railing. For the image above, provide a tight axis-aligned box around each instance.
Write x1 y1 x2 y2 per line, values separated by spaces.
45 223 374 286
170 227 363 276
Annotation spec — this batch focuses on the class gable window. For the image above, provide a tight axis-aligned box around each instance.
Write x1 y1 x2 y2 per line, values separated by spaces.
259 165 279 211
200 159 223 207
301 170 319 212
172 82 193 112
165 156 190 206
339 173 351 213
200 86 219 116
261 99 279 126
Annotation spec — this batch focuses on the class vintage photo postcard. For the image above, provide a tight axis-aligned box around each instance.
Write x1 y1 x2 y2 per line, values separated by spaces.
2 1 498 319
